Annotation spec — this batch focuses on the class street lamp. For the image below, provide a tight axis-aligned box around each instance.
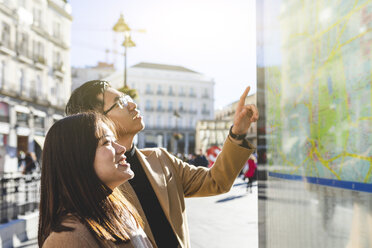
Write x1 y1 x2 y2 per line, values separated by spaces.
121 34 136 88
112 14 135 88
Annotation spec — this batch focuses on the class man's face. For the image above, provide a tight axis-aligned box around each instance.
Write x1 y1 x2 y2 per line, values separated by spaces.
99 87 144 137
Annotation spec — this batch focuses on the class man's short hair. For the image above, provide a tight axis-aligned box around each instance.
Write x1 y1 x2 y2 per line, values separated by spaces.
65 80 111 116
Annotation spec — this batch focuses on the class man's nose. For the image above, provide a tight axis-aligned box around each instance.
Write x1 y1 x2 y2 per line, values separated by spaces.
127 101 137 111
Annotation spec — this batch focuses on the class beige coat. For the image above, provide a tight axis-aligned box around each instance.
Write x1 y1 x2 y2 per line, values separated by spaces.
119 137 255 248
43 216 152 248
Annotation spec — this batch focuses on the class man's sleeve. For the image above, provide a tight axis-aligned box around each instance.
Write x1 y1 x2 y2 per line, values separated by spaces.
161 136 255 197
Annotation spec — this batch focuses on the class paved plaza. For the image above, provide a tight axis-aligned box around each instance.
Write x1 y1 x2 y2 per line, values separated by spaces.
186 177 258 248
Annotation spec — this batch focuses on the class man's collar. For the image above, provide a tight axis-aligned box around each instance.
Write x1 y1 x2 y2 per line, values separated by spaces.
125 145 136 158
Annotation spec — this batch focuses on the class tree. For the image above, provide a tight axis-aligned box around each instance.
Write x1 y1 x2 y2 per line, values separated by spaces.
118 85 138 100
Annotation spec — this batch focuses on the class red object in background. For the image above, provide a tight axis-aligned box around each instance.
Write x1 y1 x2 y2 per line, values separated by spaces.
244 159 257 178
206 146 221 168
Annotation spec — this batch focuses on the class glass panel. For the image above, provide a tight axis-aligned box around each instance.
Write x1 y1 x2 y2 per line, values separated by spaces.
257 1 372 247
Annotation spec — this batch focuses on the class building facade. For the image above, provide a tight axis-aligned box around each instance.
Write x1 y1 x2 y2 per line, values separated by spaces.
71 62 116 91
0 0 72 173
195 93 257 153
103 62 215 155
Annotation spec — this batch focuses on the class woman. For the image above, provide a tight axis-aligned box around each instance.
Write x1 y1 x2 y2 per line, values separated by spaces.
38 113 153 247
243 155 257 193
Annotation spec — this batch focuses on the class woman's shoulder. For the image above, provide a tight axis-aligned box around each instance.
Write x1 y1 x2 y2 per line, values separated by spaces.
42 217 99 248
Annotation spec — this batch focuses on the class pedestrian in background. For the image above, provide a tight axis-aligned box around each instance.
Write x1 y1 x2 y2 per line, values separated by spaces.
38 113 153 247
191 149 209 167
17 150 25 170
23 152 37 174
244 155 257 193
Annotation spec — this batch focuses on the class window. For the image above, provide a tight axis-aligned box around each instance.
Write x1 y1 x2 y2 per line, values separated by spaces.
53 21 61 38
33 8 42 27
179 101 184 111
145 100 152 111
168 101 173 111
202 88 209 98
157 115 161 127
36 75 42 96
0 134 7 146
18 68 25 92
56 80 64 104
157 100 162 110
16 112 29 127
146 84 151 94
53 51 61 70
34 42 44 63
1 22 11 48
50 79 56 97
189 117 194 127
34 115 45 129
190 87 195 97
19 33 29 57
146 115 151 126
168 86 173 95
179 87 184 96
157 85 163 94
0 102 9 122
0 61 3 88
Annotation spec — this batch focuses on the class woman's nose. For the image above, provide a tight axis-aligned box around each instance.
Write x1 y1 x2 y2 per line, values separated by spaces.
114 142 126 154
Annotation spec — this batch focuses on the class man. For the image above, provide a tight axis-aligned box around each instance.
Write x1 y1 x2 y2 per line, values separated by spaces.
191 149 209 167
65 80 259 248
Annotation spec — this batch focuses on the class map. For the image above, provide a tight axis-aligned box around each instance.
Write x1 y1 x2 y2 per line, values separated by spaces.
265 0 372 183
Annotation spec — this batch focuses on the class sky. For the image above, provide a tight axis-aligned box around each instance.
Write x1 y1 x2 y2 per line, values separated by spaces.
69 0 256 109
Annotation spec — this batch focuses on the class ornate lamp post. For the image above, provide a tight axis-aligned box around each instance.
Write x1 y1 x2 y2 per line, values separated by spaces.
112 14 135 88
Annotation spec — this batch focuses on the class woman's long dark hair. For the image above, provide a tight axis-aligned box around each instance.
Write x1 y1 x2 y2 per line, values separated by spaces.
38 113 142 246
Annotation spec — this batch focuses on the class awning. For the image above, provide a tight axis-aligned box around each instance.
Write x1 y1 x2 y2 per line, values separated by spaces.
34 135 45 149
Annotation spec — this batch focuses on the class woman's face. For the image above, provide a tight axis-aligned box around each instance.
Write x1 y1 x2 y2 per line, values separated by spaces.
93 122 134 190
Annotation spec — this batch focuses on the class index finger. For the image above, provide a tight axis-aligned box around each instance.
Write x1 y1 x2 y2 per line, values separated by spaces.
237 86 251 109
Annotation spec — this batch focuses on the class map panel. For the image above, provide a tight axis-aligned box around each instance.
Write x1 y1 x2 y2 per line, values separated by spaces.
265 0 372 183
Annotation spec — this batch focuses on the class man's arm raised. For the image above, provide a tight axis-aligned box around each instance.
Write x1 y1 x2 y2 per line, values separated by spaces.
230 86 259 145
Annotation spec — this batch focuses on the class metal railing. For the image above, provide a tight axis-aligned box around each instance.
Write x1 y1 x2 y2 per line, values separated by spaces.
0 172 40 224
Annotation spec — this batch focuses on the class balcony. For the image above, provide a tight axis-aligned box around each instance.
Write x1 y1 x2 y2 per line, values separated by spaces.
53 62 65 78
145 90 154 95
179 108 187 114
17 48 33 65
145 107 154 112
29 87 37 99
168 91 175 96
189 93 197 98
156 90 164 96
156 107 165 112
202 94 210 99
201 110 210 115
189 109 197 114
35 96 50 106
0 81 18 97
34 56 47 70
0 40 16 56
